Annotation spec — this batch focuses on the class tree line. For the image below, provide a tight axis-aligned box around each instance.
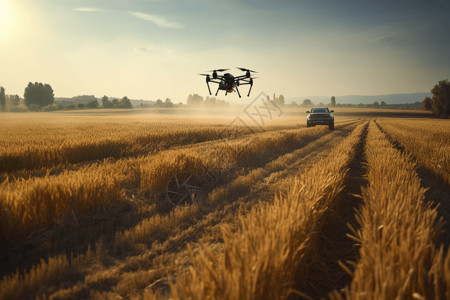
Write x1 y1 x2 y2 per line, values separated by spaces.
0 82 133 111
422 79 450 118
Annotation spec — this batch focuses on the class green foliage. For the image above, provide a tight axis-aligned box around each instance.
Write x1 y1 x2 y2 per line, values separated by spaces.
102 96 113 108
77 104 85 109
422 96 432 111
330 96 336 107
0 87 6 112
101 96 132 109
430 79 450 118
24 82 54 108
116 97 132 108
28 104 42 111
86 100 99 108
42 104 59 111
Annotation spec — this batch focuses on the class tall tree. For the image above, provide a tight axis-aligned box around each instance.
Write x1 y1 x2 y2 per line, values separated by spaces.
430 80 450 118
330 96 336 107
0 87 5 112
24 82 54 108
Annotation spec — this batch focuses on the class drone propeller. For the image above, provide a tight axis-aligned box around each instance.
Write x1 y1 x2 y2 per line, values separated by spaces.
208 69 229 72
237 67 257 73
199 74 210 76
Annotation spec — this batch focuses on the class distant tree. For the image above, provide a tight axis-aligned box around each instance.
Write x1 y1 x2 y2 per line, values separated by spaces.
77 103 85 109
422 96 433 111
302 99 313 106
330 96 336 107
112 98 119 106
72 95 97 105
86 100 99 108
118 96 132 108
373 101 380 108
429 80 450 118
155 99 163 107
24 82 54 108
0 87 5 111
187 94 204 106
102 96 113 108
7 94 21 106
164 98 173 108
381 101 387 106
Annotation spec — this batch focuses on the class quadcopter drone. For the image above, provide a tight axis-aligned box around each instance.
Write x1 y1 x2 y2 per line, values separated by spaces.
199 67 257 98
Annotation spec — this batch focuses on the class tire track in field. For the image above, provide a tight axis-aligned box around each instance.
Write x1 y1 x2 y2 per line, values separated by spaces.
301 122 368 299
374 120 450 249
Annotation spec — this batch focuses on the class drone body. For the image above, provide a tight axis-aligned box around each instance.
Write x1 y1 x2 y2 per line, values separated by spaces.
199 67 257 98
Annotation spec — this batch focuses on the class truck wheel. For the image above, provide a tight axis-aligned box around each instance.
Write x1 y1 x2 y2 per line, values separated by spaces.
329 121 334 130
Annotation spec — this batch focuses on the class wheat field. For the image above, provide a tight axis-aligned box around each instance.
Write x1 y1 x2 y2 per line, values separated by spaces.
0 109 449 299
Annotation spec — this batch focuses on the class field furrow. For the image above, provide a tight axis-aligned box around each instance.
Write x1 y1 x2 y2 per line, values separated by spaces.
332 120 450 299
375 119 450 187
169 121 368 300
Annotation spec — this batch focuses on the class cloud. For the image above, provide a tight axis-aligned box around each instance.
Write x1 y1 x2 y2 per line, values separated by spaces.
73 7 103 12
129 11 184 29
134 46 149 53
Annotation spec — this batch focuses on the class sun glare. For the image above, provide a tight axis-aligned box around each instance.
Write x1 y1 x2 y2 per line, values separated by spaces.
0 0 13 37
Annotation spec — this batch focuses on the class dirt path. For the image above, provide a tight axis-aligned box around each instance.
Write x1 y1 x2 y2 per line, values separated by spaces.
302 122 368 299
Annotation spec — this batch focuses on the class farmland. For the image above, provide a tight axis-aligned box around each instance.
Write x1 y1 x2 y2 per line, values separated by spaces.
0 108 449 299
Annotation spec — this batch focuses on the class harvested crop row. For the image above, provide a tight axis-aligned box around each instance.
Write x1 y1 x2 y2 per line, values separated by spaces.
169 122 368 300
334 121 450 299
0 124 333 251
0 125 254 174
376 119 450 187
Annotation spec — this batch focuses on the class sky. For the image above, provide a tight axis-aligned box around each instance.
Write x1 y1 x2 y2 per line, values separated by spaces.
0 0 449 103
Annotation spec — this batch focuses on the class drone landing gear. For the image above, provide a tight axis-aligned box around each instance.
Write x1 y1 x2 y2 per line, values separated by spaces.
206 81 212 95
215 86 220 96
247 83 253 97
235 85 242 98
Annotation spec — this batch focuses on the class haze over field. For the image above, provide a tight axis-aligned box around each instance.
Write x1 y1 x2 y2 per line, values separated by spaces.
0 0 449 102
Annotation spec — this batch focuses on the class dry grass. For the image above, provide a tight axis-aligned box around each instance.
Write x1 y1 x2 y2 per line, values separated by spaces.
333 121 450 299
170 122 367 300
0 167 122 246
376 118 450 187
1 112 448 299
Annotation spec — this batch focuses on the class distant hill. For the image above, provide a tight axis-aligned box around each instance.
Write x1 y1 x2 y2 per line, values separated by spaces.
289 93 431 105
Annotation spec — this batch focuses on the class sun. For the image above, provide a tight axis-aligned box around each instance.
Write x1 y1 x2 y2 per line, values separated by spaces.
0 0 13 35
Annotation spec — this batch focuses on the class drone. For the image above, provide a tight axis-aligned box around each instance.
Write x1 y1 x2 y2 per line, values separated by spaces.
199 67 257 98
